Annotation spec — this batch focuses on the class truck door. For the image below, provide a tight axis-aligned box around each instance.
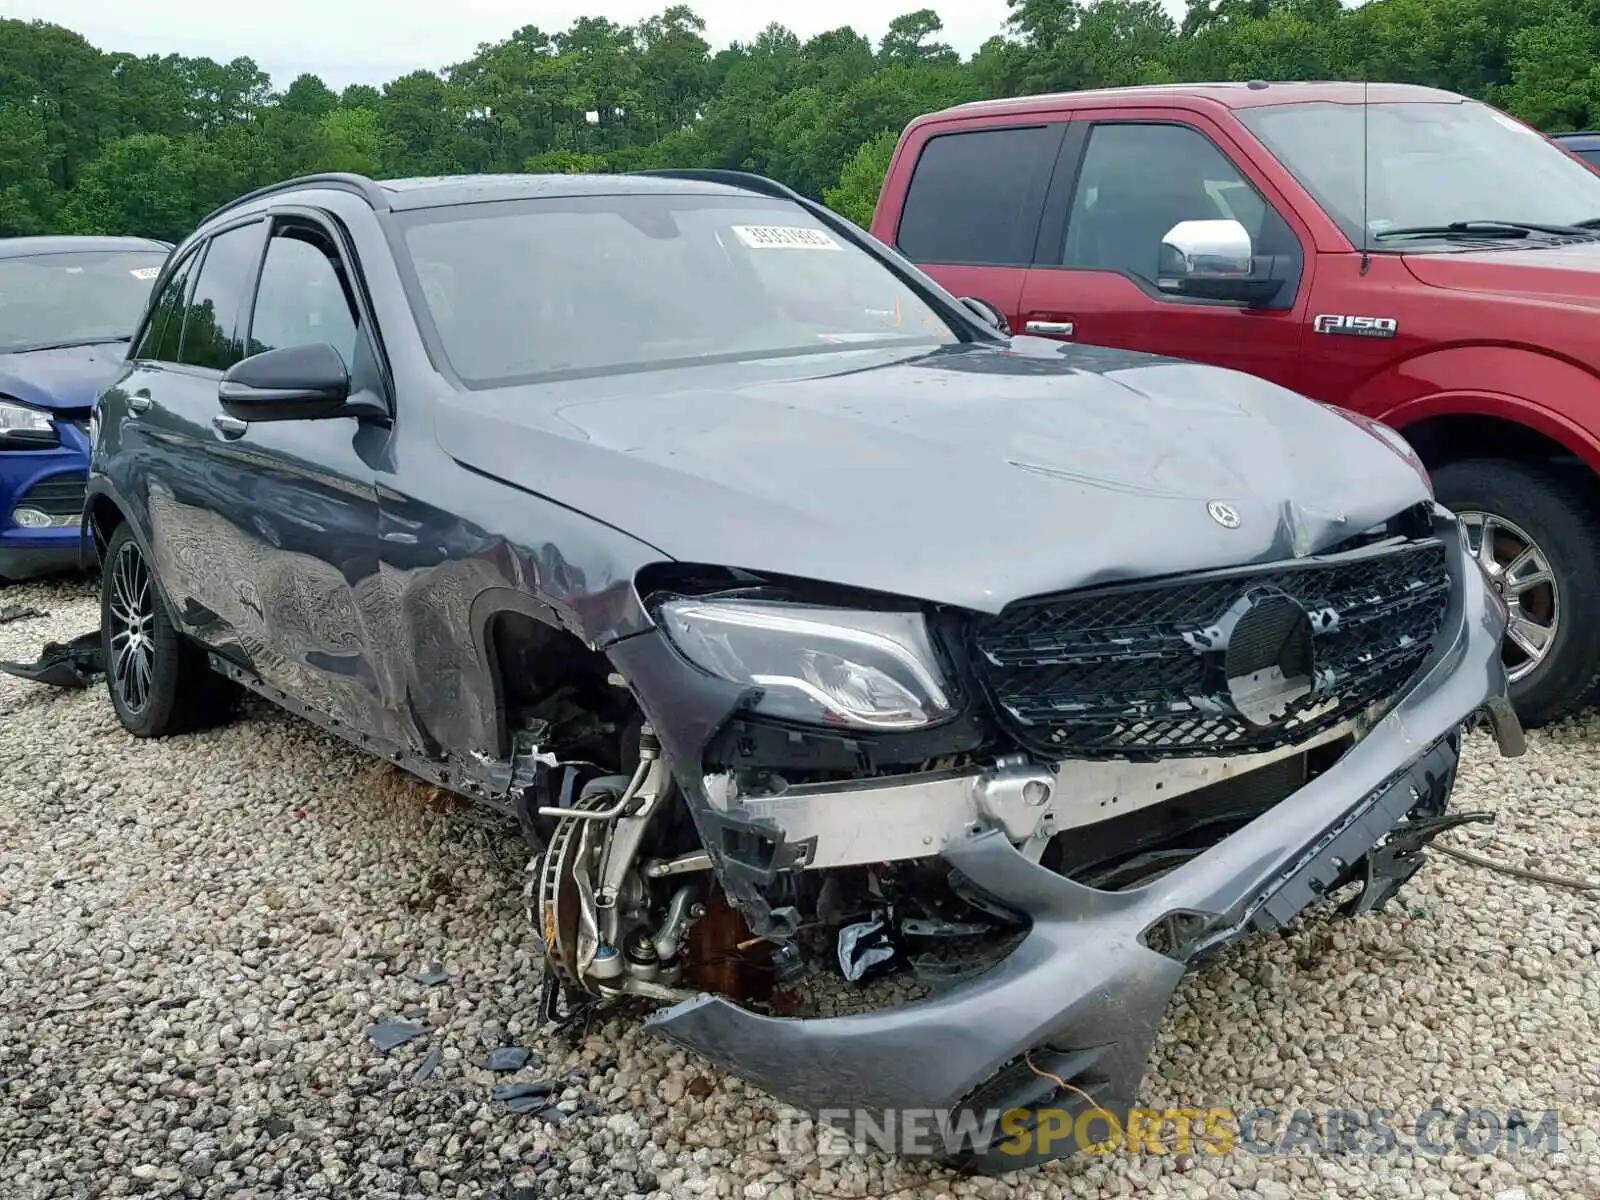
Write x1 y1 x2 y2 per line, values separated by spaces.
1016 110 1313 390
875 119 1067 332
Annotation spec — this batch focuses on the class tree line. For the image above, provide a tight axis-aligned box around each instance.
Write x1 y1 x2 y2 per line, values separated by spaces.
2 0 1596 240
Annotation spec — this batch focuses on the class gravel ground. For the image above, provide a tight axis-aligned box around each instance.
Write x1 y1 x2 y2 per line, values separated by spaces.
2 576 1598 1200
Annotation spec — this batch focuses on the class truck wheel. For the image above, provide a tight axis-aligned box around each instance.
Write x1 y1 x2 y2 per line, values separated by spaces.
101 524 234 737
1431 458 1600 726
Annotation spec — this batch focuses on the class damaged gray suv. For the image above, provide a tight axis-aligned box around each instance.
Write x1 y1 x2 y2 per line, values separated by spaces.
79 169 1523 1171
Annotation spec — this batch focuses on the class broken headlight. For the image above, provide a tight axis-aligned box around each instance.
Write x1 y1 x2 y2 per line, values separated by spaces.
658 599 953 730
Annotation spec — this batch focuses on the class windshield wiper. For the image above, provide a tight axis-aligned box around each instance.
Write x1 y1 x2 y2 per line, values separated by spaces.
1376 220 1600 242
6 336 130 354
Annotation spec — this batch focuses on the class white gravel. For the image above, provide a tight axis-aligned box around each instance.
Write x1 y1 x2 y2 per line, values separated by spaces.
3 576 1598 1200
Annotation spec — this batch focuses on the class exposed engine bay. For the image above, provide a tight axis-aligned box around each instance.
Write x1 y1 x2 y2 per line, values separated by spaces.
525 712 1378 1020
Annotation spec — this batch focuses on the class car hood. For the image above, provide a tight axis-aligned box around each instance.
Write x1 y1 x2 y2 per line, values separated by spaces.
0 342 129 411
1402 241 1600 306
435 339 1431 613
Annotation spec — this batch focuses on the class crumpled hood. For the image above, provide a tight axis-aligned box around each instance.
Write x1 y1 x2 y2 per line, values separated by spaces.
1403 241 1600 307
0 342 128 411
435 339 1430 613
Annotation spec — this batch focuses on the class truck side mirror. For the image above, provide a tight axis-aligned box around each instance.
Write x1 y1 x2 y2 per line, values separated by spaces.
1158 218 1287 307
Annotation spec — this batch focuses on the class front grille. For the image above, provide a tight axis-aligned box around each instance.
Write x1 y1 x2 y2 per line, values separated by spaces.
973 538 1452 759
16 474 88 518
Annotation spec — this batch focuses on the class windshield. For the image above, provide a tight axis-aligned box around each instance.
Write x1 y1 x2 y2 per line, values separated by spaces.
1236 100 1600 247
0 250 167 353
395 193 959 386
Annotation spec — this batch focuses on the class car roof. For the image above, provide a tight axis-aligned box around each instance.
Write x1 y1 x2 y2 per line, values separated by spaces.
922 80 1467 124
373 172 763 211
0 235 170 260
199 171 782 232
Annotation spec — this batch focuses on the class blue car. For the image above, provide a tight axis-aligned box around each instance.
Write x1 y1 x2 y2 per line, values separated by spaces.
0 235 169 581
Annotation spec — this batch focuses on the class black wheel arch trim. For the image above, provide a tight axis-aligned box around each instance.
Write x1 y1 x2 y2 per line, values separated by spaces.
83 480 184 625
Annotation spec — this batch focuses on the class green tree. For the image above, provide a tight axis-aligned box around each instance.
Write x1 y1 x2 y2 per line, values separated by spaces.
0 102 57 233
879 10 959 66
316 106 391 175
1501 10 1600 129
61 133 203 239
823 130 899 226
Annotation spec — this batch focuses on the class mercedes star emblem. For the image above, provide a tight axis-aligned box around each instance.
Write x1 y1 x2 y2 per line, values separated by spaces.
1207 500 1242 529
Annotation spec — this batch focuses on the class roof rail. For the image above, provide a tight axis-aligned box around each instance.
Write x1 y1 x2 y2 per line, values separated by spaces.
630 168 810 204
195 172 390 230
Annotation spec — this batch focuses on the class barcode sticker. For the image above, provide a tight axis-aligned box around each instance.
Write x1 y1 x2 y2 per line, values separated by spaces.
730 225 842 250
129 266 160 280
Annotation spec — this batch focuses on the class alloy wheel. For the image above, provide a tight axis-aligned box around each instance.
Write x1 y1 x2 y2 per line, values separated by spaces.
1457 510 1559 683
108 539 156 714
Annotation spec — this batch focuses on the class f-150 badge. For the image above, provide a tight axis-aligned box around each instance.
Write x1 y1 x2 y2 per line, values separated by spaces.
1313 313 1398 338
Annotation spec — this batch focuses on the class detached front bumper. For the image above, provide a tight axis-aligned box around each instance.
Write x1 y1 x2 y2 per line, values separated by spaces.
611 525 1521 1172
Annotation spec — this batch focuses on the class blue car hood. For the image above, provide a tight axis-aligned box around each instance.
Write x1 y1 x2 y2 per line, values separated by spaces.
0 342 129 411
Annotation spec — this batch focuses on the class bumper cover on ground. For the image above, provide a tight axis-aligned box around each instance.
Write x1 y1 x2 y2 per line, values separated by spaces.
643 534 1520 1170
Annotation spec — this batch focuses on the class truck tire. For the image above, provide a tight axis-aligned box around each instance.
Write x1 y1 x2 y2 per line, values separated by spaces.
100 523 234 737
1431 458 1600 726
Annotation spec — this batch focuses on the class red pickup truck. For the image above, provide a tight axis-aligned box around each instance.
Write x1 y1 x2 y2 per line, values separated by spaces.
872 80 1600 726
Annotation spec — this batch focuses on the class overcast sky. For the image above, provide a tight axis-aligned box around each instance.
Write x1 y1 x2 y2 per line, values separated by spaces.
12 1 1034 92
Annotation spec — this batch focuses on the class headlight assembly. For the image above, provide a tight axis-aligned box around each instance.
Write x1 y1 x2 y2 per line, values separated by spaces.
0 398 58 449
658 599 953 730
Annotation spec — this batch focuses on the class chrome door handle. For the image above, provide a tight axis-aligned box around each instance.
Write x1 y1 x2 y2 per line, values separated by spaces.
1024 320 1075 336
127 389 152 413
212 414 247 438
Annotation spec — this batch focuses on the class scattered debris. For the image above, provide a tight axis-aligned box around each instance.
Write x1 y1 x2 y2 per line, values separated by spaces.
486 1045 532 1072
411 1043 443 1083
414 961 450 986
366 1018 429 1052
837 916 896 983
490 1081 555 1103
502 1095 549 1115
0 604 46 624
0 630 103 688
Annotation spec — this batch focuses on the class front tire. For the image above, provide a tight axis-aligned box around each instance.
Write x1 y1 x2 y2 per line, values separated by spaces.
1432 458 1600 726
100 524 233 736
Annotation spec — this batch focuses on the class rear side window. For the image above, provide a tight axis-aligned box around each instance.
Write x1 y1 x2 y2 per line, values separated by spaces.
179 222 265 370
895 125 1059 266
136 249 200 363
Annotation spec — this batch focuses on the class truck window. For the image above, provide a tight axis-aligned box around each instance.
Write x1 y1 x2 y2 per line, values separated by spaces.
895 125 1058 267
1061 123 1287 286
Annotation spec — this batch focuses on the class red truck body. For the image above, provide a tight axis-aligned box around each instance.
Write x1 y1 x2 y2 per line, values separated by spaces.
872 81 1600 724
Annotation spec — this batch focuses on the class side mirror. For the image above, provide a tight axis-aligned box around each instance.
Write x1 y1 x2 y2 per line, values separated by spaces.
218 343 351 422
1158 219 1287 306
958 296 1010 335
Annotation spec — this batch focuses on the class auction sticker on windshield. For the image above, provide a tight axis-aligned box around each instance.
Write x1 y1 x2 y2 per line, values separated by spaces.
731 225 842 250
